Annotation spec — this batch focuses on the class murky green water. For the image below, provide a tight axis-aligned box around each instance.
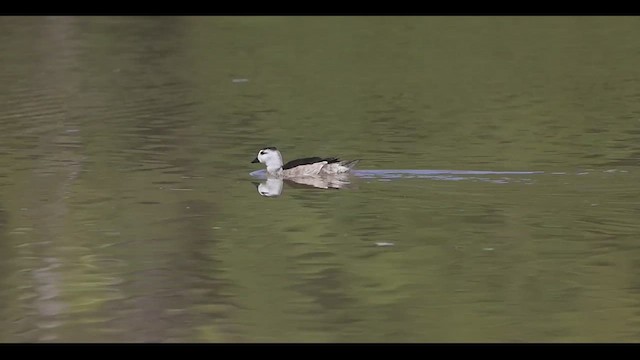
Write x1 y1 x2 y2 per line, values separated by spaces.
1 16 639 342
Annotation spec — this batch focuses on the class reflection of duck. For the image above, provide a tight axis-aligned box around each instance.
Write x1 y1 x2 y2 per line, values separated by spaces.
251 147 359 177
255 174 353 197
256 178 284 197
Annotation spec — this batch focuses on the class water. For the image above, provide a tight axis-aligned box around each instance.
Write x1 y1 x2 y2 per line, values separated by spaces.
1 16 640 342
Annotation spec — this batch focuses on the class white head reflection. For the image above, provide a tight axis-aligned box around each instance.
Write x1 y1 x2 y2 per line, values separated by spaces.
257 178 284 197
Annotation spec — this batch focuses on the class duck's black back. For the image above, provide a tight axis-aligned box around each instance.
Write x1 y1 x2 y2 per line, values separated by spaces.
282 157 340 170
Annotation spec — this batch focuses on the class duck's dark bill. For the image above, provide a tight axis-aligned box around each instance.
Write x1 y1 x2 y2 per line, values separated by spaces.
251 157 259 163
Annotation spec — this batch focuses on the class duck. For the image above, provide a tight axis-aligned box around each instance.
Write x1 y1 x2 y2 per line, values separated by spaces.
251 147 360 177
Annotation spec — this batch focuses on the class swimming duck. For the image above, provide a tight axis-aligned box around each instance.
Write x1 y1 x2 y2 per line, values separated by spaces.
251 147 360 177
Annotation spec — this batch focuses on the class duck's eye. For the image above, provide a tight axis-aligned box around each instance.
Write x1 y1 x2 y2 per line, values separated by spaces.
259 151 266 155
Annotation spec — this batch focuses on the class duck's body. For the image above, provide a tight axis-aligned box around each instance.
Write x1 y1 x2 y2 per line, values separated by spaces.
251 147 359 177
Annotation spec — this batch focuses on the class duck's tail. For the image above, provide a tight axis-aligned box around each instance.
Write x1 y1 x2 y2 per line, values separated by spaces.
339 159 360 172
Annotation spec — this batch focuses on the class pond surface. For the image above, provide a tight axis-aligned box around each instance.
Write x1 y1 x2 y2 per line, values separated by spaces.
1 16 639 342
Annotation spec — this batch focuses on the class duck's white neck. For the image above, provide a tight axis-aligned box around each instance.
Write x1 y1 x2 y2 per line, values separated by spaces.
266 165 283 175
264 151 284 175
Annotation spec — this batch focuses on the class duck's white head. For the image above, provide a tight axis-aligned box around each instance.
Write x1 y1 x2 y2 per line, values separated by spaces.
251 147 283 174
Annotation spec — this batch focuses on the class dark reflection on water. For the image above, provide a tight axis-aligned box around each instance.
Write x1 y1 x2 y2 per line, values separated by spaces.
1 16 640 342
